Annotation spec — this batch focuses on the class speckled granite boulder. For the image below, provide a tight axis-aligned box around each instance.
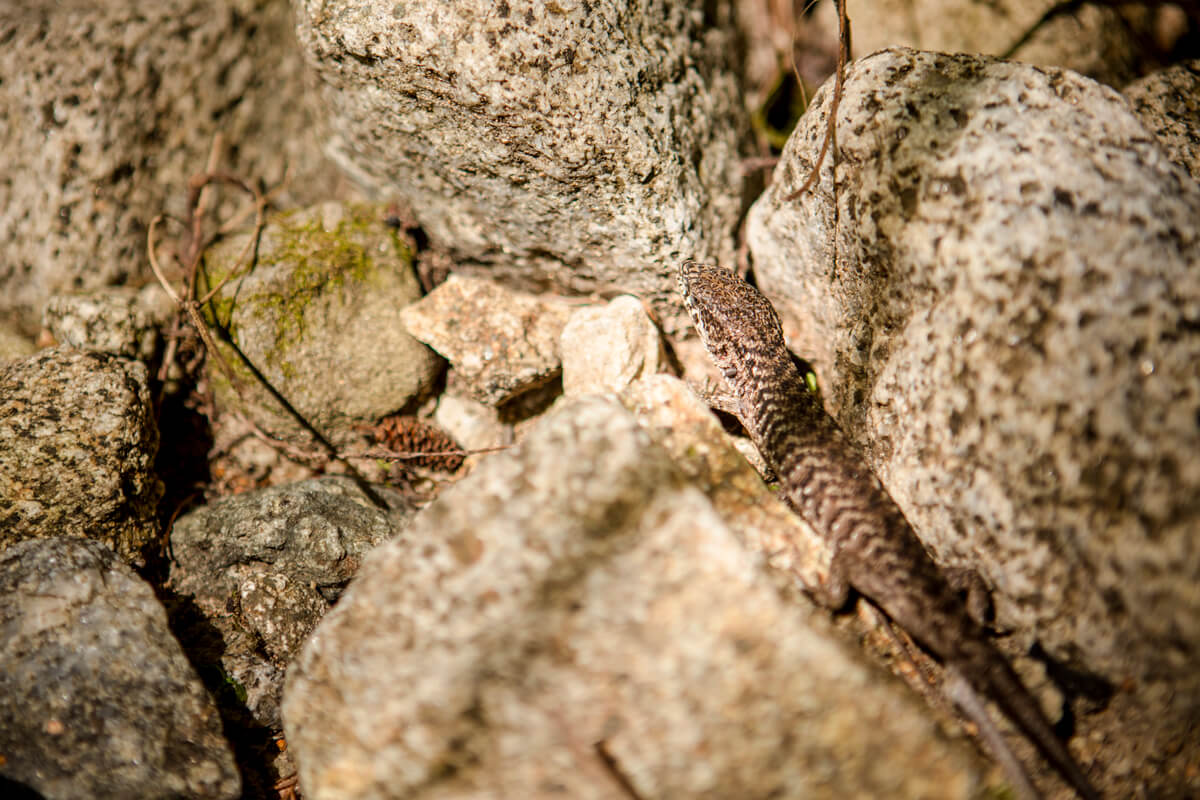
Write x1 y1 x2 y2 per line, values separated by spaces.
0 347 161 564
0 538 240 799
283 395 986 800
203 203 442 442
747 48 1200 794
0 0 347 332
293 0 746 332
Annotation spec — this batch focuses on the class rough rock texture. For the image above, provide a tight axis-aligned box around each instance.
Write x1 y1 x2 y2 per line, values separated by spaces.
621 375 831 590
0 347 161 564
294 0 746 332
43 285 174 360
401 274 572 406
168 476 415 730
204 203 442 442
1124 59 1200 181
0 538 240 800
561 294 666 397
0 0 350 334
283 395 988 800
748 48 1200 794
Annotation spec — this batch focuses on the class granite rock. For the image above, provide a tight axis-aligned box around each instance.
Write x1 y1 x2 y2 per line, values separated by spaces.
203 203 442 443
561 295 666 397
43 285 173 361
0 537 239 800
401 274 572 406
0 347 161 564
1123 59 1200 181
0 0 348 332
294 0 746 332
168 475 415 729
283 395 987 800
747 48 1200 795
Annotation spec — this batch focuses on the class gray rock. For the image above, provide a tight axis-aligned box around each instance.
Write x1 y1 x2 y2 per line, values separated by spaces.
294 0 746 332
283 395 987 800
0 0 349 332
0 347 161 564
204 203 442 443
748 48 1200 793
561 295 665 397
43 285 173 360
0 537 239 800
1124 59 1200 181
401 275 572 406
169 476 414 728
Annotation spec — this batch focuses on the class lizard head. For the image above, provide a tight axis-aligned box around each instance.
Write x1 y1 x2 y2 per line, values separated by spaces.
677 260 791 385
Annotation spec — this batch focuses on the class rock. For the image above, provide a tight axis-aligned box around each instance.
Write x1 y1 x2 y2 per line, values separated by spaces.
401 275 572 406
1124 59 1200 181
43 285 173 360
747 48 1200 793
0 314 37 363
293 0 746 332
561 295 665 397
0 0 349 332
0 347 161 564
283 395 987 800
168 476 415 729
806 0 1159 89
203 203 442 443
434 393 512 452
620 374 831 590
0 537 239 800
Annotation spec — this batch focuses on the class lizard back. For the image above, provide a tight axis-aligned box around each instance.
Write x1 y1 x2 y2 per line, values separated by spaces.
678 260 1100 800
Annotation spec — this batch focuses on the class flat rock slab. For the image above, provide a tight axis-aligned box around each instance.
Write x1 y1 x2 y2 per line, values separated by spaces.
294 0 745 332
0 538 239 800
283 396 984 800
748 47 1200 792
0 347 161 564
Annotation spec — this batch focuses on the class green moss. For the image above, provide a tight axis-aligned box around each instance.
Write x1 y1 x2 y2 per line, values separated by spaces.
203 204 413 383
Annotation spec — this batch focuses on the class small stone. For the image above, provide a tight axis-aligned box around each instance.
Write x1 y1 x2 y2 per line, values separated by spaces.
1123 59 1200 181
169 476 414 728
561 295 665 397
43 286 169 360
401 274 572 406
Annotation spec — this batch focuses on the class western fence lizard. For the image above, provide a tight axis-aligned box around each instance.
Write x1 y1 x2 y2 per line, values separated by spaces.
678 259 1100 800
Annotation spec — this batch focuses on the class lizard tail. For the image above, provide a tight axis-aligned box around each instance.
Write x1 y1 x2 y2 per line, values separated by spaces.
963 638 1102 800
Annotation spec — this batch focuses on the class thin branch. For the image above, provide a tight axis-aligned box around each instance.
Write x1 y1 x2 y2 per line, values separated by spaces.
786 0 850 202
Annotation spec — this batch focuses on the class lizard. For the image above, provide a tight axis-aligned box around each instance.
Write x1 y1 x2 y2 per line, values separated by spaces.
677 259 1101 800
